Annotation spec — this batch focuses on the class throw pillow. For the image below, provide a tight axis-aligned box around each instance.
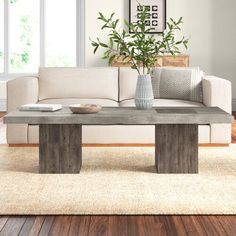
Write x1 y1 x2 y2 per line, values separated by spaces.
151 67 203 103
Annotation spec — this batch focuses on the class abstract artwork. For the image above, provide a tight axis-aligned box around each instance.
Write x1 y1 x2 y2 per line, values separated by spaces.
129 0 166 33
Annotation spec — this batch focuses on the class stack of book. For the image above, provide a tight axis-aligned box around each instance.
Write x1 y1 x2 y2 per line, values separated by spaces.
20 104 62 112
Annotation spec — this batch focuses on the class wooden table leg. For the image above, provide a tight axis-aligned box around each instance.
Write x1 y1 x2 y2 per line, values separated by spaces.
155 124 198 174
39 124 82 173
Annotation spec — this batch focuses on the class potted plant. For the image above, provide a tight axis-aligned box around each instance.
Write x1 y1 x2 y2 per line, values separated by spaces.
91 6 189 109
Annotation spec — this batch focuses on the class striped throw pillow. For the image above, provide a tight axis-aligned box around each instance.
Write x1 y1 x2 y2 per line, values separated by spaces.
151 67 203 103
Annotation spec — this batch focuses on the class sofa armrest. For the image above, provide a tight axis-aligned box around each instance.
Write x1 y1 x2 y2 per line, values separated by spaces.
202 75 232 113
7 76 39 112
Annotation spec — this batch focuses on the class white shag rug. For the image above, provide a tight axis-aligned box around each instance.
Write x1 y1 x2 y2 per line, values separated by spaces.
0 145 236 215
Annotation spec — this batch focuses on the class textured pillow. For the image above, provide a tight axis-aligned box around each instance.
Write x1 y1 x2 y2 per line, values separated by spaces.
151 67 203 102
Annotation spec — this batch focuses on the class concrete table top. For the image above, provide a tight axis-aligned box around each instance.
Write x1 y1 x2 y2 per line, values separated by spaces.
4 106 234 125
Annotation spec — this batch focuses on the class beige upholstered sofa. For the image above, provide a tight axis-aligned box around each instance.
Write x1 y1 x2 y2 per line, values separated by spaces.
7 67 232 144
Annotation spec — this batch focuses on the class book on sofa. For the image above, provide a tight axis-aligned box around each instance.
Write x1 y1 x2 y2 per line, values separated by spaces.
20 104 62 112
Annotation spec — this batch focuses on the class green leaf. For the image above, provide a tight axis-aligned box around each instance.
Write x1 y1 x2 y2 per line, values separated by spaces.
101 24 109 30
109 38 114 48
93 45 99 54
99 42 109 48
177 17 183 24
124 19 130 28
114 19 119 28
108 54 116 65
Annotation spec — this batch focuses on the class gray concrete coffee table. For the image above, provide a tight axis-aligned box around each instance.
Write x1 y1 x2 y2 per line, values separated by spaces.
4 107 233 174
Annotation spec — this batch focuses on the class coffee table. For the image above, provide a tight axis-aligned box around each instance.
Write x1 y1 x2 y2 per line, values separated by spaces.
4 107 233 174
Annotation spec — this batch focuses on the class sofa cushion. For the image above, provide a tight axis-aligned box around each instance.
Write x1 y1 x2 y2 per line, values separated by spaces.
151 67 203 102
38 98 119 107
119 68 138 101
38 67 119 101
119 99 205 107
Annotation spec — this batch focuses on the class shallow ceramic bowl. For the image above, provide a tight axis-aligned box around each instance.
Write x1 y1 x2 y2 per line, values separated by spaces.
69 104 102 114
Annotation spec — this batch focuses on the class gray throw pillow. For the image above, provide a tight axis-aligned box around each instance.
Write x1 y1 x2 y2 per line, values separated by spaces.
151 67 203 103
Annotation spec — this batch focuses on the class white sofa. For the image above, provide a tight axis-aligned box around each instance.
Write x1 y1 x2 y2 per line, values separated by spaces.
7 67 232 144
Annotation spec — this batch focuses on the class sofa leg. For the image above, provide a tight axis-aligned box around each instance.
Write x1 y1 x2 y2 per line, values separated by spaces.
155 124 198 174
39 124 82 174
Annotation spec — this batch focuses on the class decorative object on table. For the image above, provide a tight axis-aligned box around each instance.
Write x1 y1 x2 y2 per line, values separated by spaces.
90 5 189 109
69 104 102 114
20 104 62 112
111 54 190 68
129 0 166 33
134 74 154 109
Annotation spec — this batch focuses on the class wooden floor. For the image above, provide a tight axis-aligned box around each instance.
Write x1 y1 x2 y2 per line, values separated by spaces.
0 215 236 236
0 112 235 235
232 112 236 143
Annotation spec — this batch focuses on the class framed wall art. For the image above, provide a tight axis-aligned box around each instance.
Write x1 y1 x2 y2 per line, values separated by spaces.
129 0 166 34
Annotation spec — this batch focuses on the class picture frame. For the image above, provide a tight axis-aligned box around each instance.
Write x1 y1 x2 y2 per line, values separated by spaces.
129 0 166 34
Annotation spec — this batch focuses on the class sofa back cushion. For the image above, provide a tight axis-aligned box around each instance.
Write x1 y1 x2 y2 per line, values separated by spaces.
38 67 119 101
152 67 203 102
119 68 138 101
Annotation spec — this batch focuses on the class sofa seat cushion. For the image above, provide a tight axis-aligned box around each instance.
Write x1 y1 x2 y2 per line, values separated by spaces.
38 98 119 107
38 67 119 101
119 99 205 107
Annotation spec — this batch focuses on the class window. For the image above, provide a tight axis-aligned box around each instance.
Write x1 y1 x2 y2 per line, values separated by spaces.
0 0 85 76
9 0 40 73
0 0 3 73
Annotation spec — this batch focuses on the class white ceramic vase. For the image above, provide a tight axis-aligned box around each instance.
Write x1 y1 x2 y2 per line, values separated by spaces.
134 74 154 109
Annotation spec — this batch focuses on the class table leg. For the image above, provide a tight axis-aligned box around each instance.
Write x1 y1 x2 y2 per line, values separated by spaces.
155 124 198 174
39 124 82 173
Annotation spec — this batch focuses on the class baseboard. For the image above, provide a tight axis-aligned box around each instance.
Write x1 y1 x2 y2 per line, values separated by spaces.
0 99 6 112
233 98 236 112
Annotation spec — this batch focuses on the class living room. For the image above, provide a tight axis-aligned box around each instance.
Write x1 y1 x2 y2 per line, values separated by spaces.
0 0 236 235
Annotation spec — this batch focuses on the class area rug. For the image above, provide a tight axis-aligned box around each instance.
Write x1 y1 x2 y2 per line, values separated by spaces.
0 145 236 215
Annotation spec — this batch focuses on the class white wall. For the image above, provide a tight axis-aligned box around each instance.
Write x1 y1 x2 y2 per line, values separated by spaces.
85 0 236 99
86 0 128 66
211 0 236 99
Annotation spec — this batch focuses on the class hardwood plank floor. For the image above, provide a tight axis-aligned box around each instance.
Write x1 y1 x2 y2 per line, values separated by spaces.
232 112 236 143
0 216 27 236
38 216 55 236
0 215 236 236
0 112 235 235
18 216 36 236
